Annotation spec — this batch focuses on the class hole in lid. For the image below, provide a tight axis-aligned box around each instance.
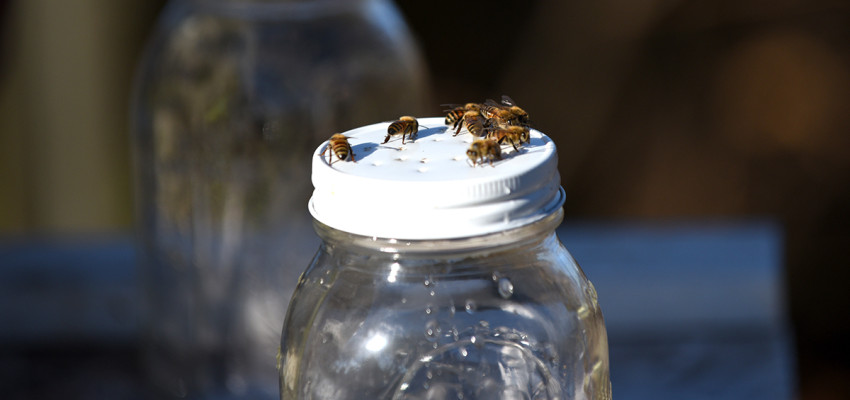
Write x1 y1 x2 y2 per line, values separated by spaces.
420 158 429 163
372 160 383 166
417 167 429 173
395 156 409 162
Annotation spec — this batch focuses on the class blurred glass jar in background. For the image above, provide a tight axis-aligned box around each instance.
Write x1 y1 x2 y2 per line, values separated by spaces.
130 0 428 398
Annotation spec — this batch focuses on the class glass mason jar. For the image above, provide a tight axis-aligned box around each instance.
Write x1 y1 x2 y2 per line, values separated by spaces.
130 0 428 398
279 118 611 399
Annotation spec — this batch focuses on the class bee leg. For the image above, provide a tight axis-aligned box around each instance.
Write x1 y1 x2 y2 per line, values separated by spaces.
321 147 334 164
349 151 356 162
382 134 392 144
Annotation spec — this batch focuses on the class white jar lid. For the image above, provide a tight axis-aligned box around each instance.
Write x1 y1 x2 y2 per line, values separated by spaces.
308 117 564 240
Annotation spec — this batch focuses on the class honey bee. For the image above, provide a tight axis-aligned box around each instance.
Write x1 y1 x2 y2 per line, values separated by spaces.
384 116 419 144
466 139 502 167
444 108 466 128
320 133 355 164
485 125 530 151
453 110 486 137
484 95 530 127
480 104 520 126
443 102 482 128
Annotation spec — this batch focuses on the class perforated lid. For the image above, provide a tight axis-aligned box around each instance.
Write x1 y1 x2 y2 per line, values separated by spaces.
308 117 564 240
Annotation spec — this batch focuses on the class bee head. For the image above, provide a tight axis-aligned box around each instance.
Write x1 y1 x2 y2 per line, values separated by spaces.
519 129 530 143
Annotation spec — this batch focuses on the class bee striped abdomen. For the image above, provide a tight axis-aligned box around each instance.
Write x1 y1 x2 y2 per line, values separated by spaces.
331 142 350 160
466 120 485 137
322 133 355 165
388 121 405 136
383 116 419 144
445 109 465 127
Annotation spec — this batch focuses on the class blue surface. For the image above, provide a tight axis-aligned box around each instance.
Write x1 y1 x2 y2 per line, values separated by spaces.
0 221 795 399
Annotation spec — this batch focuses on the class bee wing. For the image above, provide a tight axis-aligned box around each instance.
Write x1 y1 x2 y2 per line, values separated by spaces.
500 95 518 106
440 103 468 112
484 98 503 108
482 117 500 128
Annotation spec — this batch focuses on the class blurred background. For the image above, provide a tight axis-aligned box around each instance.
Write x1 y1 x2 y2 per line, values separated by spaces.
1 0 849 398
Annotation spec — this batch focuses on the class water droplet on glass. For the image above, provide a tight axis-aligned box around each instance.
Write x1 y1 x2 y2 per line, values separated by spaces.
430 290 435 296
498 277 514 299
425 320 440 342
401 297 407 304
425 305 433 315
465 300 476 314
460 348 468 357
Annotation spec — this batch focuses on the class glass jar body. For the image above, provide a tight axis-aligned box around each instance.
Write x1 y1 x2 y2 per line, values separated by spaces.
131 0 428 398
280 211 611 399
